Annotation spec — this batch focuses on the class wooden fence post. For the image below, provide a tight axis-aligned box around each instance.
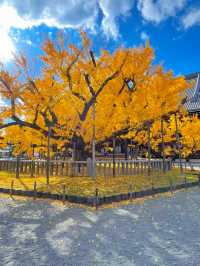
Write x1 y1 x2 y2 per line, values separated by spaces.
129 184 133 201
169 178 173 194
151 177 155 197
16 155 20 179
62 185 66 204
33 181 37 200
184 174 187 190
10 180 14 197
95 188 99 210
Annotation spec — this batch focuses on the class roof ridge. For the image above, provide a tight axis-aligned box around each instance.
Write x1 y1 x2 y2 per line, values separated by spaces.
185 72 200 80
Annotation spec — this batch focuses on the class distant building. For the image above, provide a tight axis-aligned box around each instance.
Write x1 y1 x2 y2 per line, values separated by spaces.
184 72 200 113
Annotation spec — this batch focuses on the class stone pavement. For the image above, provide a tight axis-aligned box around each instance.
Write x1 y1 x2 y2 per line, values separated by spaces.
0 188 200 266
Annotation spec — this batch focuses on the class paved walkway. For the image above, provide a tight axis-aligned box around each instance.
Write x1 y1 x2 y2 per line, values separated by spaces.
0 188 200 266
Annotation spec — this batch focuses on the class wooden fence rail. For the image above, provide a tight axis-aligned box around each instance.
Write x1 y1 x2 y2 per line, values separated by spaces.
0 158 172 177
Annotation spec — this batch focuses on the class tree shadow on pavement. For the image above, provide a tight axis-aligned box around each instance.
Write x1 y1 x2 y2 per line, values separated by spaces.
0 188 200 266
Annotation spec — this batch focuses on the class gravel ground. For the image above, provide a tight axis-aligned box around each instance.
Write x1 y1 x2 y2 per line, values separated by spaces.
0 188 200 266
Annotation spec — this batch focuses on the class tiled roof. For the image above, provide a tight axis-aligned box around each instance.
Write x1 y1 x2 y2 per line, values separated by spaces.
184 72 200 113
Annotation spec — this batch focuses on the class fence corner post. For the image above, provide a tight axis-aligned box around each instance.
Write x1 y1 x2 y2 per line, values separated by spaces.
10 180 14 197
184 174 187 190
33 181 37 200
62 185 66 204
198 174 200 187
170 179 173 194
95 188 99 210
151 177 155 197
129 184 133 202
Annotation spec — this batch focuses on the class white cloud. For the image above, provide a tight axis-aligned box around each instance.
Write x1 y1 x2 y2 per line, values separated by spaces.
0 0 193 64
0 0 98 29
0 0 136 62
137 0 186 23
0 97 5 106
0 0 99 63
140 31 149 41
99 0 134 39
25 40 32 46
0 29 15 62
182 8 200 29
0 95 8 107
0 4 20 62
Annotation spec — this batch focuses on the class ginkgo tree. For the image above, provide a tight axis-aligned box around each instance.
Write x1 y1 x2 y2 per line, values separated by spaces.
0 30 191 182
0 32 154 149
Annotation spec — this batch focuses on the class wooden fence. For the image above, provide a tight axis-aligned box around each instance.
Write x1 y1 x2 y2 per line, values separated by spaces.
0 158 172 177
173 159 200 171
95 159 171 177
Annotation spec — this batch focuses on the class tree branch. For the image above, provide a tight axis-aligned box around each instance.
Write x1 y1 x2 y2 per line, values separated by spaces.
71 91 86 102
0 77 16 115
80 70 120 121
32 104 39 124
0 122 18 130
84 73 95 96
66 50 82 90
0 77 12 94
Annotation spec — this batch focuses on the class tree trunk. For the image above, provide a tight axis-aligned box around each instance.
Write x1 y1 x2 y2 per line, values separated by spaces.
72 138 76 161
46 125 51 185
16 154 20 179
130 139 134 159
31 144 35 177
174 113 183 173
112 134 116 177
147 122 151 176
92 103 96 178
161 117 166 173
124 139 128 160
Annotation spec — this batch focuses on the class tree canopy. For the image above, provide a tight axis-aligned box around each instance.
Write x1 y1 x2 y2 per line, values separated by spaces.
0 31 190 156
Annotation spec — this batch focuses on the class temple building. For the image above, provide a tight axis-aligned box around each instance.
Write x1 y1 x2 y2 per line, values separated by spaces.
184 72 200 113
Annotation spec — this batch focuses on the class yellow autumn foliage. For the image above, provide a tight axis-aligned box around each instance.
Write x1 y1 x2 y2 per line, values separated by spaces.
0 31 191 156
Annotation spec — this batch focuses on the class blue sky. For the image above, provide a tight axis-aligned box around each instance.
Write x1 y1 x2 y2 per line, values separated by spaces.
0 0 200 76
